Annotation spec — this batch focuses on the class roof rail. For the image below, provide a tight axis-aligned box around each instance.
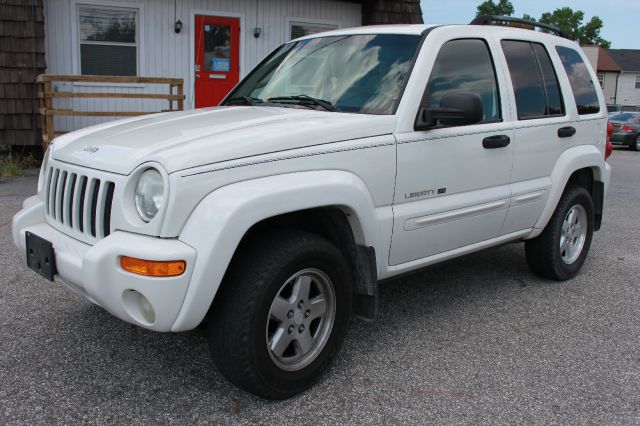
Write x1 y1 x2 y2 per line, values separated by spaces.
470 15 571 40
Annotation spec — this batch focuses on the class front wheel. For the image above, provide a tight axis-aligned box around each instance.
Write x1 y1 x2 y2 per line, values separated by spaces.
525 186 594 280
207 231 352 399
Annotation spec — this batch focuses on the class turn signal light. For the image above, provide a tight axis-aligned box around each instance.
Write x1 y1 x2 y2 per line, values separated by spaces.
120 256 186 277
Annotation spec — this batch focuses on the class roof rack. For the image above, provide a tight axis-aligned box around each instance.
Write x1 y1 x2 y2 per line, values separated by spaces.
470 15 571 40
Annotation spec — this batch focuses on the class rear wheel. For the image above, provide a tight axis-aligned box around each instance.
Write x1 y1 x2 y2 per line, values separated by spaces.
525 186 594 280
207 231 352 399
632 135 640 151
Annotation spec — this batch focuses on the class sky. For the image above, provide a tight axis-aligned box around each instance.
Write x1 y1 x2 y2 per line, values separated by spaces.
420 0 639 49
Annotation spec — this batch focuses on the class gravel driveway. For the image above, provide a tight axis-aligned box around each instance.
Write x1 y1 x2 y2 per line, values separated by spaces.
1 151 639 425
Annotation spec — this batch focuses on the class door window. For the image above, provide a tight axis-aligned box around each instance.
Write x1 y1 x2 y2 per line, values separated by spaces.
425 39 501 125
204 25 231 72
555 46 600 115
501 40 564 119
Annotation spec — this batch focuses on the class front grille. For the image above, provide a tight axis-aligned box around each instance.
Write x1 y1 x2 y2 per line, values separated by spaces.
45 166 116 240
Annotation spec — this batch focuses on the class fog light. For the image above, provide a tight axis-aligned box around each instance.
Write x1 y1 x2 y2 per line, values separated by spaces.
120 256 186 277
137 293 156 323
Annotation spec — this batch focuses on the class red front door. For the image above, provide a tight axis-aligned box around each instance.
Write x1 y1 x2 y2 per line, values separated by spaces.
194 15 240 108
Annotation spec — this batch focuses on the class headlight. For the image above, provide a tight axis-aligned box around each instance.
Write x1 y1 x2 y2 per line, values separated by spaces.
37 147 51 193
134 168 164 222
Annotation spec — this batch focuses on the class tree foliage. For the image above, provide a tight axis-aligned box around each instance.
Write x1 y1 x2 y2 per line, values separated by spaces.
476 0 514 17
539 8 610 48
475 1 611 47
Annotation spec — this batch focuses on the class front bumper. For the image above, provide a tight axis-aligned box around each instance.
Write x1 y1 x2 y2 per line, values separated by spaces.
12 196 197 331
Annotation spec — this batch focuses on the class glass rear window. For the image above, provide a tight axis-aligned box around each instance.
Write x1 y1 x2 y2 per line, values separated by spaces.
609 113 637 122
555 46 600 115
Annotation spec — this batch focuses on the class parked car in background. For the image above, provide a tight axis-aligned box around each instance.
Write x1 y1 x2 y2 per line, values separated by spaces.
609 112 640 150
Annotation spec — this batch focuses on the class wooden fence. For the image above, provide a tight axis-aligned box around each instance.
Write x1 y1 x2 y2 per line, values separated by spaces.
36 75 185 150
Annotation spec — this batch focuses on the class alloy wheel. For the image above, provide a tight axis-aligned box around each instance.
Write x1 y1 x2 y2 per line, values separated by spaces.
266 268 336 371
560 204 588 264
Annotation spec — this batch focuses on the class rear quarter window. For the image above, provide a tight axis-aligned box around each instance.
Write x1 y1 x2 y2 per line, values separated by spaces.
555 46 600 115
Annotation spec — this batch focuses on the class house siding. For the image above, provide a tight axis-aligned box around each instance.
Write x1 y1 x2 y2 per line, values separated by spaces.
43 0 361 133
616 72 640 107
601 71 619 104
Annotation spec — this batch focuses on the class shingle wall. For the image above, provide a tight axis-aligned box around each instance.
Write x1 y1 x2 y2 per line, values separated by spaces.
361 0 423 25
0 0 46 148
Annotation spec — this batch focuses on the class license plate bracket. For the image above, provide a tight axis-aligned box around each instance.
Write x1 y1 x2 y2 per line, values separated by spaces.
25 231 56 281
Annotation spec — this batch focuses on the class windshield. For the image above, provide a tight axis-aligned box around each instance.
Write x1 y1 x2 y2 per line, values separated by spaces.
222 34 422 114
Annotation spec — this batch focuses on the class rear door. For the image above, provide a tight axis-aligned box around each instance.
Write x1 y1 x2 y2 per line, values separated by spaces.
497 40 604 234
390 36 515 266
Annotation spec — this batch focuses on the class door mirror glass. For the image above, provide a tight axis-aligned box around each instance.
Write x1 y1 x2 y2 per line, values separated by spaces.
416 92 484 130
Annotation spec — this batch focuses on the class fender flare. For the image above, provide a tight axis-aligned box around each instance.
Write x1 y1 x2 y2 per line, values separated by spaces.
529 145 608 238
171 170 384 331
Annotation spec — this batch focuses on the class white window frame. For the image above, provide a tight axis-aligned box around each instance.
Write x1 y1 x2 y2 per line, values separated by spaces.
71 0 145 86
597 73 605 89
635 75 640 90
284 17 340 42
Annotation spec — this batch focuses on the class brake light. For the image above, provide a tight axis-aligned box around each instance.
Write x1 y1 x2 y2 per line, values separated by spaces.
622 125 634 132
605 121 613 160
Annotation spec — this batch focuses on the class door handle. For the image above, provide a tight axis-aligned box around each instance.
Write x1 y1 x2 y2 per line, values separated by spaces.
482 135 511 149
558 126 576 138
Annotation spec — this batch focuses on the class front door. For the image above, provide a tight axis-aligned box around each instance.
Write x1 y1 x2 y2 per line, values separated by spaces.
194 15 240 108
390 37 515 266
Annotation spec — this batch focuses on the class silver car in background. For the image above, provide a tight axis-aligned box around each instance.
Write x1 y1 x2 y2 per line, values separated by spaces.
609 112 640 151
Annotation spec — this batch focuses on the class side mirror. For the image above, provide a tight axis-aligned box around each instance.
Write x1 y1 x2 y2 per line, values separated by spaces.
415 92 484 130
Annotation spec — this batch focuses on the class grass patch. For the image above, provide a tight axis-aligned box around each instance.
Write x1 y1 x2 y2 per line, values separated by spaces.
0 154 39 179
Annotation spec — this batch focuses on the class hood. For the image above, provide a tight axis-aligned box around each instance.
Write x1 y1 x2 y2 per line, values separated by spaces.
51 106 397 175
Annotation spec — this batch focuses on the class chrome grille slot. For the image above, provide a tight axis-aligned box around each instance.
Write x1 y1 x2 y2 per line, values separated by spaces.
103 182 115 238
44 166 116 242
89 178 100 238
58 171 67 224
66 174 77 229
77 176 87 233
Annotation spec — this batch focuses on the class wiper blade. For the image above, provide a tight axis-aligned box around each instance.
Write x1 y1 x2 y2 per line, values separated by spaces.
267 95 336 112
225 96 263 106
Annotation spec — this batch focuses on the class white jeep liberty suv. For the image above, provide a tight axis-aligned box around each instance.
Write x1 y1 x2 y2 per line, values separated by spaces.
13 18 612 398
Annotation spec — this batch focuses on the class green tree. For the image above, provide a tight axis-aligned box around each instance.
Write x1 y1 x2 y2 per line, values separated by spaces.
476 0 514 16
539 7 610 47
474 1 610 47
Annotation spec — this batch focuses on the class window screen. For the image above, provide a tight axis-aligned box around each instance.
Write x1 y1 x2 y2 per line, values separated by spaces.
555 46 600 115
426 39 501 125
79 6 137 76
501 40 564 119
290 23 337 40
636 75 640 90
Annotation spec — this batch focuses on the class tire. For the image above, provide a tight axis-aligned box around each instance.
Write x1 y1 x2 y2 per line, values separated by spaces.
525 186 594 280
631 135 640 151
207 231 352 399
